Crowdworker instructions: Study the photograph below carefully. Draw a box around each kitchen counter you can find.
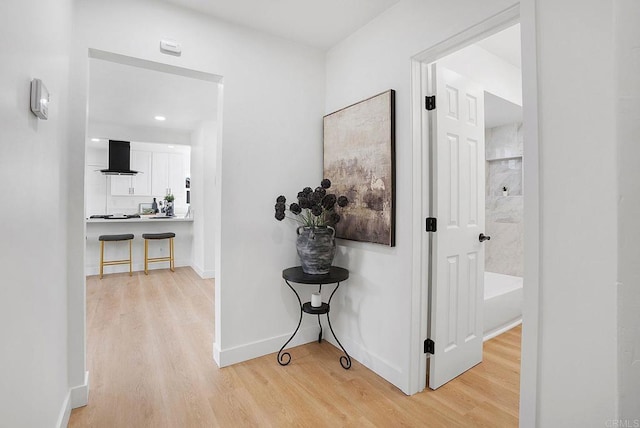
[86,216,193,223]
[86,215,194,276]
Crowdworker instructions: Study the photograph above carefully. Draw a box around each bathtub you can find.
[483,272,523,341]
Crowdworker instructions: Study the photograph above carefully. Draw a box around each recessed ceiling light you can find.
[91,138,101,142]
[154,115,166,121]
[168,145,175,149]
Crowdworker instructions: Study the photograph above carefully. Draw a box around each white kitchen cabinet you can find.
[110,150,152,196]
[151,152,186,201]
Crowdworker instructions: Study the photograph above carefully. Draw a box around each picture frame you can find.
[323,89,396,246]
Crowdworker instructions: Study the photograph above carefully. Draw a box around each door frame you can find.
[408,3,541,426]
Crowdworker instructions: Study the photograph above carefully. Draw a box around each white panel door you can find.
[428,64,486,389]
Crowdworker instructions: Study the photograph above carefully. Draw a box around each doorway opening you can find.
[82,49,223,370]
[84,50,221,279]
[410,4,539,423]
[423,18,523,387]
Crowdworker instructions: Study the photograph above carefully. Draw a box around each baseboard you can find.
[323,334,407,394]
[483,317,522,342]
[192,264,215,279]
[56,391,71,428]
[85,260,191,276]
[214,328,407,393]
[70,371,90,408]
[215,326,319,367]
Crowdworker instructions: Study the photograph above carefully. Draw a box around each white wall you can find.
[0,0,74,426]
[68,0,326,379]
[533,0,618,424]
[89,120,191,146]
[616,0,640,419]
[325,0,518,393]
[191,120,217,278]
[327,0,621,421]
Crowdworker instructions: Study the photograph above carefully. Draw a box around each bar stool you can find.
[98,234,134,279]
[142,232,175,274]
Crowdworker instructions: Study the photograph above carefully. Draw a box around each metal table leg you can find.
[327,282,352,369]
[277,279,303,366]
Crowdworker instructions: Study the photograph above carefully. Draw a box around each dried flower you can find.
[298,197,310,209]
[321,194,337,210]
[273,179,349,228]
[290,203,302,215]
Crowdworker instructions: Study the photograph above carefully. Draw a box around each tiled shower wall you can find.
[485,123,524,277]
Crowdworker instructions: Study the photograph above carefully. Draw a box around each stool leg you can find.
[99,241,104,279]
[170,237,175,272]
[128,239,133,276]
[144,239,149,275]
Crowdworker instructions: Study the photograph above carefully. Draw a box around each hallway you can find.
[70,267,520,427]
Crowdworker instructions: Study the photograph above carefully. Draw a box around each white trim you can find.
[410,3,522,395]
[412,6,520,64]
[518,1,541,426]
[70,371,90,409]
[56,391,71,428]
[323,334,406,394]
[409,7,541,427]
[192,264,215,279]
[483,318,523,342]
[214,326,321,367]
[84,260,192,276]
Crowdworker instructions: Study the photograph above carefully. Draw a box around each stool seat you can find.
[142,232,175,274]
[99,234,134,241]
[142,232,176,240]
[98,234,134,278]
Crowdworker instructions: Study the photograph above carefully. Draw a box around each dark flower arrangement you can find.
[274,179,349,228]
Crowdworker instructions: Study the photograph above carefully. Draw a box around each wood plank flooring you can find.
[69,267,520,427]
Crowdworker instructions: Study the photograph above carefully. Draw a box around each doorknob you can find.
[479,233,491,242]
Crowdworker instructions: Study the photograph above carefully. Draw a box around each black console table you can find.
[277,266,352,369]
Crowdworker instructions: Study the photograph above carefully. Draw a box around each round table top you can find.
[282,266,349,284]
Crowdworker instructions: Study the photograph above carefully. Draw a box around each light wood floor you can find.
[70,267,520,427]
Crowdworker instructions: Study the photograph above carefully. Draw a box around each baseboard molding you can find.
[483,317,522,342]
[215,327,407,394]
[323,334,407,394]
[215,326,319,367]
[70,371,90,409]
[85,260,191,276]
[56,391,71,428]
[192,264,215,279]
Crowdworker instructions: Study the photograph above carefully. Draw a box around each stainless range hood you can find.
[100,140,138,175]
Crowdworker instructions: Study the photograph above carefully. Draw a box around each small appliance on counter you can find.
[89,214,140,219]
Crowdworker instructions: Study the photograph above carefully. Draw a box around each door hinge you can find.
[424,339,435,354]
[426,217,437,232]
[425,95,436,111]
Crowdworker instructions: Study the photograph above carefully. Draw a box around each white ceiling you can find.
[161,0,401,50]
[88,58,218,139]
[476,24,521,69]
[87,13,521,141]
